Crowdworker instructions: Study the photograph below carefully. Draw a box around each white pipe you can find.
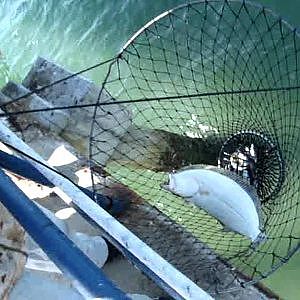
[0,121,213,300]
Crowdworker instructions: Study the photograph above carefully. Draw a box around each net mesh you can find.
[89,0,300,291]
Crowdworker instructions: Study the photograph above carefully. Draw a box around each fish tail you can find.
[251,231,267,249]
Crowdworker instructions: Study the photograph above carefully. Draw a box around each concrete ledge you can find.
[22,57,132,163]
[2,82,69,134]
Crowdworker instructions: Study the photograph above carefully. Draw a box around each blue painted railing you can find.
[0,149,128,215]
[0,167,130,299]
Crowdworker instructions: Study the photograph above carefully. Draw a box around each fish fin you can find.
[220,222,232,232]
[220,223,241,235]
[222,226,231,232]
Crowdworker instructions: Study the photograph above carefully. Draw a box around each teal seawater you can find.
[0,0,299,299]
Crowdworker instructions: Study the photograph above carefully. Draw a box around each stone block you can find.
[0,91,10,105]
[23,57,132,165]
[1,82,69,134]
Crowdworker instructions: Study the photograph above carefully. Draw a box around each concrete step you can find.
[1,81,69,134]
[22,56,132,164]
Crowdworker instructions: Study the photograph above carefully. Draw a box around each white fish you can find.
[161,166,265,243]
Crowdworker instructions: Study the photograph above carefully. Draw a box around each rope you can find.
[1,84,300,117]
[0,56,117,108]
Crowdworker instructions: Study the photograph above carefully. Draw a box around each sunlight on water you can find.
[0,0,186,87]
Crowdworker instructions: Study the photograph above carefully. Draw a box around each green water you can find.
[0,0,299,298]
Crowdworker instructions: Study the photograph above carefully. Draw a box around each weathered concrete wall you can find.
[0,91,10,105]
[0,202,26,300]
[22,57,132,164]
[1,82,69,134]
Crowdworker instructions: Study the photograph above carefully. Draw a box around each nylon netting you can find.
[89,0,300,291]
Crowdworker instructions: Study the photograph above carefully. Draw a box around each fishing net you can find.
[89,0,300,292]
